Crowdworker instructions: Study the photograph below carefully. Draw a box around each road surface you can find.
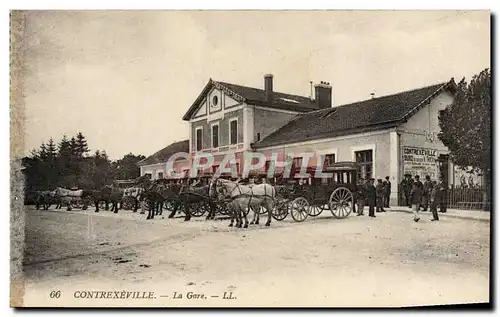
[21,206,490,307]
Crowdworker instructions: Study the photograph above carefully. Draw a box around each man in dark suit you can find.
[376,179,386,212]
[383,176,391,208]
[414,175,423,189]
[421,175,433,211]
[400,174,413,207]
[429,180,440,221]
[438,179,448,213]
[366,178,377,218]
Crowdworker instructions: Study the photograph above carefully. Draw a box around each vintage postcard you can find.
[10,10,491,308]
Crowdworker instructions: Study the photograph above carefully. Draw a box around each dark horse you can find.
[35,190,56,210]
[141,182,183,220]
[168,183,216,221]
[94,185,123,213]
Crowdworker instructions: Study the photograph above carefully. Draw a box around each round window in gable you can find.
[212,95,218,107]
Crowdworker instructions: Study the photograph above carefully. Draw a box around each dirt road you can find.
[21,207,490,307]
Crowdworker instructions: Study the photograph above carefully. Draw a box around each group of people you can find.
[400,174,447,222]
[355,174,447,222]
[355,176,392,217]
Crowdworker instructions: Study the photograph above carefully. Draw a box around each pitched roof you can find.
[182,79,317,120]
[253,79,457,149]
[137,140,189,166]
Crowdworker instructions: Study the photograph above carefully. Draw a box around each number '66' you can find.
[49,290,61,299]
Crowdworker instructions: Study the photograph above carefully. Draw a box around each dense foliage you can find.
[438,68,491,207]
[22,132,146,191]
[438,68,491,174]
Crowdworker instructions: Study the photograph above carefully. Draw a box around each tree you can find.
[112,153,146,180]
[24,132,146,192]
[69,137,78,156]
[44,138,58,188]
[75,132,90,158]
[46,138,57,159]
[57,135,77,187]
[91,150,114,188]
[58,135,72,161]
[38,142,48,160]
[438,68,491,209]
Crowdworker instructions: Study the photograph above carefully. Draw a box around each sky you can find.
[21,10,490,160]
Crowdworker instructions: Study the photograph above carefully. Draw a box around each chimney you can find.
[264,74,274,105]
[314,81,332,109]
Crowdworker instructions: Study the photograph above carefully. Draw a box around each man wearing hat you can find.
[421,175,434,211]
[383,176,391,208]
[400,174,413,207]
[429,180,440,221]
[375,179,386,212]
[365,178,377,217]
[438,178,448,213]
[414,175,424,211]
[356,178,366,216]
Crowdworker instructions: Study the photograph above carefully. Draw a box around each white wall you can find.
[398,90,454,182]
[139,163,166,180]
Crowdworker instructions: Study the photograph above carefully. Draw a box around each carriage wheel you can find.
[217,202,229,215]
[175,201,185,215]
[272,200,289,221]
[290,197,309,222]
[71,200,83,210]
[308,205,323,217]
[328,187,354,219]
[98,200,107,210]
[191,202,207,217]
[121,197,133,210]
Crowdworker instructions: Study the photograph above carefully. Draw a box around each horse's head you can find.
[54,187,64,196]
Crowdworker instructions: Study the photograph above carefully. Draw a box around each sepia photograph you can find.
[10,9,491,308]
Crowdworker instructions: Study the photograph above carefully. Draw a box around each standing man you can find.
[429,180,439,221]
[376,179,386,213]
[356,178,366,216]
[421,175,433,211]
[410,181,423,222]
[438,179,448,213]
[366,178,377,218]
[414,175,424,190]
[383,176,391,208]
[400,174,413,208]
[414,175,424,211]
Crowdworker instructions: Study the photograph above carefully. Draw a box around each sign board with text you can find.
[402,146,439,179]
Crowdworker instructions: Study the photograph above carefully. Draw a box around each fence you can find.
[446,185,490,210]
[398,185,490,211]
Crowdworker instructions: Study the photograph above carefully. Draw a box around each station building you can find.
[139,74,462,206]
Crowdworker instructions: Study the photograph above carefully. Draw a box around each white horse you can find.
[54,187,84,211]
[210,178,275,228]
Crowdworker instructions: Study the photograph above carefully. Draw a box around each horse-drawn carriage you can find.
[270,161,358,222]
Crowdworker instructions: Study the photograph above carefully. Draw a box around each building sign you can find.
[402,146,439,179]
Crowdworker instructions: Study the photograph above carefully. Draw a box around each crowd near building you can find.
[138,73,479,207]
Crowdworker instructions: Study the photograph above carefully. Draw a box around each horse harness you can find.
[217,180,274,208]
